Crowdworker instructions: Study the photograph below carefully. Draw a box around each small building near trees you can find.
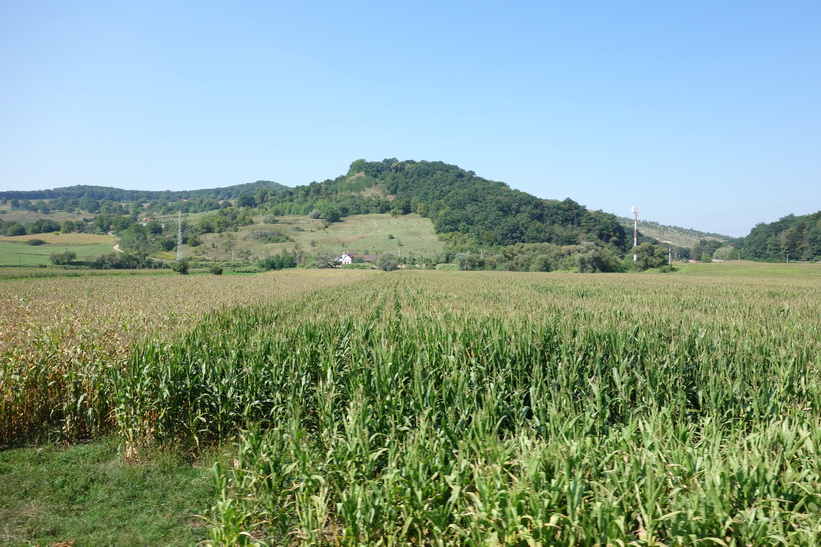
[336,252,377,265]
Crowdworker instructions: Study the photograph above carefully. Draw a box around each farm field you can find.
[0,206,90,224]
[1,265,820,545]
[0,233,116,266]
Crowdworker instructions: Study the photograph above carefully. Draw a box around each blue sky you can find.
[2,1,820,237]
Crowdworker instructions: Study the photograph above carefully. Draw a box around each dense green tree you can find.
[573,242,623,273]
[2,221,26,236]
[171,260,189,274]
[237,193,257,208]
[27,219,61,234]
[632,242,668,270]
[376,253,399,271]
[712,245,738,261]
[49,251,77,265]
[742,213,821,261]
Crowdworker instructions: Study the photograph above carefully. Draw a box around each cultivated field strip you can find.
[112,271,821,545]
[0,270,374,444]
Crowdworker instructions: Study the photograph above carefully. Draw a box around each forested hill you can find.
[743,211,821,261]
[264,159,628,250]
[2,158,628,251]
[0,180,289,202]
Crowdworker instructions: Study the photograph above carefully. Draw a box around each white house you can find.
[335,252,378,265]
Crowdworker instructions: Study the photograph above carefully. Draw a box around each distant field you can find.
[0,233,115,266]
[0,206,90,224]
[674,259,821,278]
[196,213,446,262]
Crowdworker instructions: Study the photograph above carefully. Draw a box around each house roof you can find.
[341,252,377,262]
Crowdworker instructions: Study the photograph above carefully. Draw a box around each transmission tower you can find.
[631,205,639,261]
[176,210,183,261]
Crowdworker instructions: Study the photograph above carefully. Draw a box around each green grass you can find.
[197,213,446,262]
[0,240,115,266]
[675,259,821,277]
[0,206,90,224]
[0,267,171,281]
[0,437,214,546]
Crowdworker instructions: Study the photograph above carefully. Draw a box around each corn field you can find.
[3,268,821,545]
[0,270,372,444]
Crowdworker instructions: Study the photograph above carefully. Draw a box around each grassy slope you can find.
[619,218,731,248]
[0,207,90,224]
[194,213,446,262]
[0,438,214,546]
[0,234,116,266]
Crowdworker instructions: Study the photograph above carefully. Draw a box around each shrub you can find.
[210,265,224,275]
[375,253,398,271]
[27,239,47,246]
[171,260,189,275]
[49,251,77,265]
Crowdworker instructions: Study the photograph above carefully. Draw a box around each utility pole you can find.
[176,210,183,261]
[631,206,639,261]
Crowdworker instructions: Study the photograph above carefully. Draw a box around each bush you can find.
[210,265,224,275]
[49,251,77,265]
[85,252,163,270]
[375,253,398,272]
[27,239,47,246]
[250,230,291,243]
[171,260,189,275]
[159,238,176,252]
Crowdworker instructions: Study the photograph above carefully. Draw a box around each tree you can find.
[632,242,668,270]
[712,245,737,261]
[172,260,189,274]
[237,193,256,208]
[49,251,77,265]
[376,253,399,271]
[573,242,621,273]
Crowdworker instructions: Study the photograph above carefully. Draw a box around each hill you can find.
[618,217,732,249]
[0,180,289,202]
[742,211,821,261]
[12,158,813,269]
[260,159,629,252]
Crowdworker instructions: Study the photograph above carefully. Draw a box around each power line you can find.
[656,200,821,223]
[637,177,821,206]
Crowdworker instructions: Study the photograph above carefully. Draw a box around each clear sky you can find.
[2,1,820,237]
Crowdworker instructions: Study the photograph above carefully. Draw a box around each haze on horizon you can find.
[2,1,820,238]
